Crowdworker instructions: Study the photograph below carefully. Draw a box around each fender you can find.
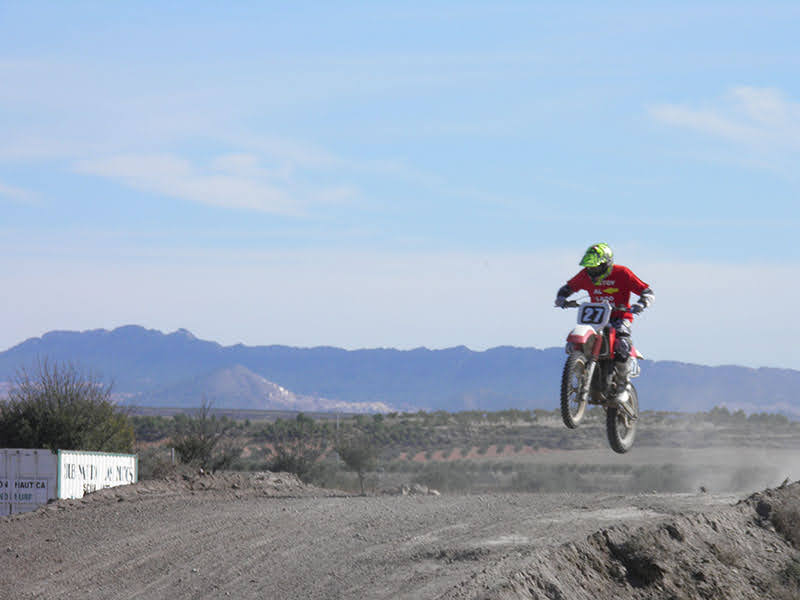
[630,347,644,359]
[566,325,596,346]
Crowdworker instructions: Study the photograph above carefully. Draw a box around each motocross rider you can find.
[554,243,654,401]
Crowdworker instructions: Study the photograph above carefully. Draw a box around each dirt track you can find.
[4,470,790,600]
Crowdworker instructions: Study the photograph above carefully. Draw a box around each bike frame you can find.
[558,300,642,452]
[564,301,638,405]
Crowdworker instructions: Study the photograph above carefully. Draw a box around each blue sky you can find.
[1,2,799,368]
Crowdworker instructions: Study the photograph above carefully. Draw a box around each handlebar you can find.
[557,300,631,311]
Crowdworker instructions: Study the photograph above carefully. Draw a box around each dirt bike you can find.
[559,300,643,453]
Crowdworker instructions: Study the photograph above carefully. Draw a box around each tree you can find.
[266,413,327,481]
[171,400,240,471]
[0,360,133,452]
[336,431,379,495]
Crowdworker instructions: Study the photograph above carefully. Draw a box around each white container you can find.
[57,450,138,499]
[0,448,138,515]
[0,449,58,516]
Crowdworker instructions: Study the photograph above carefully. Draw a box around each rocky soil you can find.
[1,473,799,599]
[443,481,800,600]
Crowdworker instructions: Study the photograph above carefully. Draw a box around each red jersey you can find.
[566,264,649,321]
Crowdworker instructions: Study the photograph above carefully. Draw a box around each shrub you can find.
[0,360,133,452]
[266,413,328,481]
[137,446,176,480]
[132,415,174,442]
[781,559,800,588]
[336,431,379,495]
[771,499,800,548]
[171,400,241,471]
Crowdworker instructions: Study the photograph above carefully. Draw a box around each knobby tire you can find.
[606,384,639,454]
[560,353,588,429]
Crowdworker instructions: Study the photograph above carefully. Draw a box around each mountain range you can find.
[1,325,798,415]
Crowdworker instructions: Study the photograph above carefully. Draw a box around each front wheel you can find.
[561,353,589,428]
[606,383,639,454]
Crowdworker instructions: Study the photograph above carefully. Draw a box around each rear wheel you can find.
[560,353,589,428]
[606,383,639,453]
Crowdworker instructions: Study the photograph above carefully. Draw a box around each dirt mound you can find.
[3,475,798,599]
[157,470,329,495]
[449,482,800,600]
[4,470,336,521]
[114,470,337,499]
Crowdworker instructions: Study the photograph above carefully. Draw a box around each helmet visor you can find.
[586,264,609,280]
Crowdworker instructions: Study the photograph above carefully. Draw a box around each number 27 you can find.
[583,307,603,323]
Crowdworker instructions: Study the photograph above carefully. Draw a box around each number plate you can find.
[577,302,611,328]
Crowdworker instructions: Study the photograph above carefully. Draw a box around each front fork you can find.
[580,359,596,402]
[579,332,605,401]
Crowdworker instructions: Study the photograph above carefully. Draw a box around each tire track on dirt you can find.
[0,478,740,600]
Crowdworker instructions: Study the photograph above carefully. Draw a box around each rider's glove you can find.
[554,297,567,308]
[631,304,644,314]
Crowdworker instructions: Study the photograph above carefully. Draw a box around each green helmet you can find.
[580,243,614,283]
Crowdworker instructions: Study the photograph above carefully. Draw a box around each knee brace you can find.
[614,334,632,362]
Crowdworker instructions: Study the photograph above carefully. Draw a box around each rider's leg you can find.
[612,319,633,396]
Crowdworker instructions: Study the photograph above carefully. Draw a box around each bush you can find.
[171,401,241,471]
[266,413,328,481]
[131,415,174,442]
[336,431,379,494]
[771,499,800,548]
[137,446,176,480]
[0,360,133,452]
[781,559,800,588]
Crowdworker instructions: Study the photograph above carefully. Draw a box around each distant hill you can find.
[1,325,798,414]
[148,364,395,413]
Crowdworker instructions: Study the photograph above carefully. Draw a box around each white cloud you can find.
[73,154,314,215]
[0,56,456,212]
[650,86,800,154]
[211,153,267,177]
[0,180,36,204]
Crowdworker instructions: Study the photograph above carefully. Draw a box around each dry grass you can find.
[771,499,800,548]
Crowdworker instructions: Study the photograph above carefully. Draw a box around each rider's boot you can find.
[611,359,637,419]
[611,360,632,406]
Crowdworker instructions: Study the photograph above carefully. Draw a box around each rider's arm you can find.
[555,284,573,307]
[632,287,655,313]
[620,267,653,313]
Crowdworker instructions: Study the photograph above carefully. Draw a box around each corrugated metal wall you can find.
[0,449,58,515]
[57,450,138,499]
[1,449,138,515]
